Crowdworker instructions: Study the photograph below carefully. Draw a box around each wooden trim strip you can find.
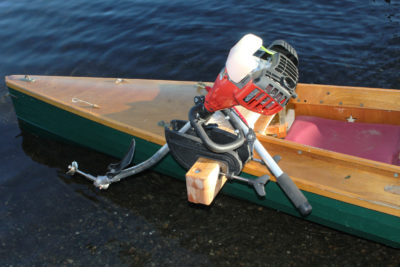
[294,83,400,111]
[243,134,400,217]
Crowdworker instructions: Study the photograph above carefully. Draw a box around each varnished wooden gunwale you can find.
[245,135,400,217]
[6,75,400,217]
[292,83,400,124]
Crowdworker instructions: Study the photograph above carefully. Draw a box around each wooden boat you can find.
[6,75,400,247]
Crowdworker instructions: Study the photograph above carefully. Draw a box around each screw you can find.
[24,75,35,82]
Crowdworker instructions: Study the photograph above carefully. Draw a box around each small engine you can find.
[165,34,311,216]
[204,34,299,116]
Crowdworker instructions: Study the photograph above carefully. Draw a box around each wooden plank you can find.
[294,83,400,112]
[244,135,400,217]
[294,104,400,124]
[254,114,275,134]
[6,75,202,145]
[292,83,400,124]
[185,157,227,205]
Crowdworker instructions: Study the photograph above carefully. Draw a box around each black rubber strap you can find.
[276,173,312,216]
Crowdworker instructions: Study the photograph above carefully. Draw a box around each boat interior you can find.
[256,83,400,167]
[241,83,400,217]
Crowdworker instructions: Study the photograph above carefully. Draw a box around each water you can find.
[1,0,400,265]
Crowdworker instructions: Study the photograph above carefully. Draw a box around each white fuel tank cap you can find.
[226,34,263,83]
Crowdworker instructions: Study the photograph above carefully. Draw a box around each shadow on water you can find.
[2,128,396,266]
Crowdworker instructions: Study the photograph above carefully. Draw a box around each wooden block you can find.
[264,122,288,138]
[254,114,275,134]
[185,157,227,205]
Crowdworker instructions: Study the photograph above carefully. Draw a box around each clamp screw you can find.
[194,96,204,104]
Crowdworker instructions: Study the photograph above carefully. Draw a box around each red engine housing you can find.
[204,68,285,116]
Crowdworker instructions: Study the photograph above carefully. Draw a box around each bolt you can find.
[394,173,398,178]
[24,75,35,82]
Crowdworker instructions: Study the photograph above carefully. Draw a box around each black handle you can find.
[276,173,312,216]
[189,105,245,153]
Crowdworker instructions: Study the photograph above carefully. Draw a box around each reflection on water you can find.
[1,0,400,265]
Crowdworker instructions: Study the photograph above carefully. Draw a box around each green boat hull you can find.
[8,87,400,248]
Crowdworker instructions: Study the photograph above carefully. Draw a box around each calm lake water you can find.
[1,0,400,265]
